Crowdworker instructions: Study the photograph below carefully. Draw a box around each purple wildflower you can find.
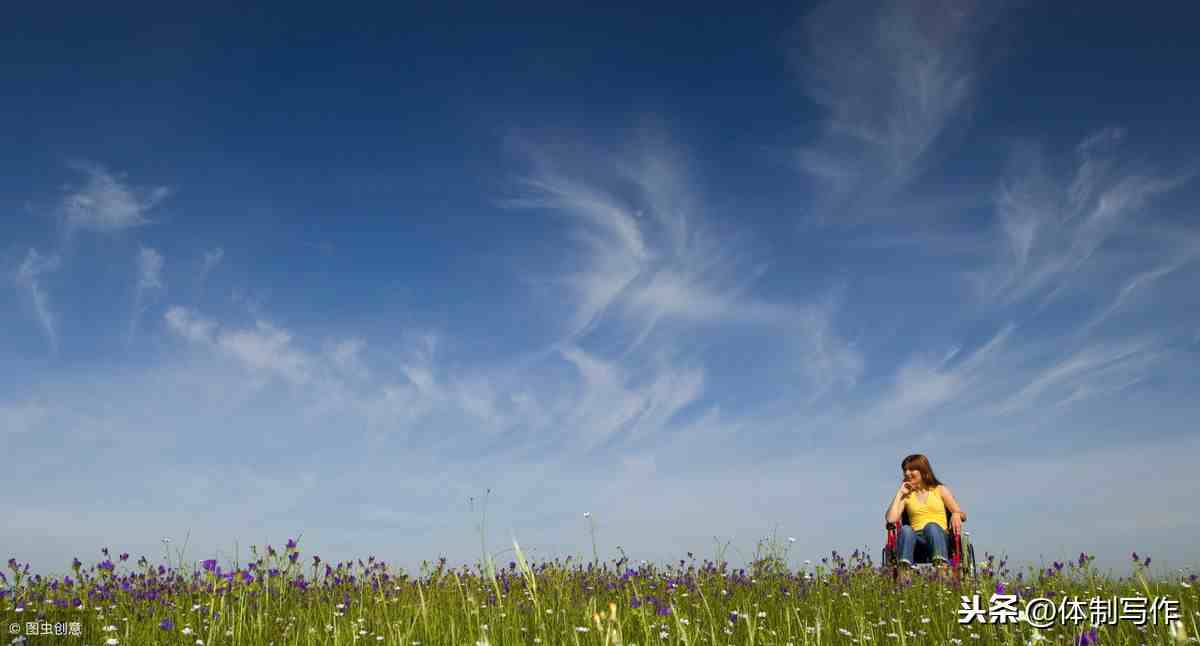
[730,611,739,624]
[287,538,297,550]
[159,618,174,631]
[996,581,1005,595]
[1075,627,1097,646]
[1144,557,1151,567]
[202,559,218,573]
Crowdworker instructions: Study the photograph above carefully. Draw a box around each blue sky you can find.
[4,0,1200,579]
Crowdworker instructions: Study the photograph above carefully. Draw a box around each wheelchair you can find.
[882,509,976,580]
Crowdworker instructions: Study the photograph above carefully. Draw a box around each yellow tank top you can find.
[904,487,948,531]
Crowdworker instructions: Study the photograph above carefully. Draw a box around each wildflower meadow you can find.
[3,526,1197,646]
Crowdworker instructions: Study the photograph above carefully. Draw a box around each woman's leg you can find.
[922,523,949,563]
[898,526,917,565]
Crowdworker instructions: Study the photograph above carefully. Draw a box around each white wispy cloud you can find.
[504,129,863,401]
[14,248,62,352]
[1079,227,1200,335]
[198,247,224,290]
[165,306,313,385]
[555,345,706,452]
[137,246,165,291]
[996,338,1158,415]
[325,337,369,380]
[980,128,1198,307]
[790,0,1006,222]
[855,323,1012,438]
[60,162,170,236]
[128,246,165,344]
[163,306,217,344]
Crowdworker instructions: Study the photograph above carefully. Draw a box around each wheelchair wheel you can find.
[959,533,977,579]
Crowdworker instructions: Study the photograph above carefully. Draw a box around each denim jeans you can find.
[898,523,949,564]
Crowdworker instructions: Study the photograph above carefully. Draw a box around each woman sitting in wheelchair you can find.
[885,453,967,567]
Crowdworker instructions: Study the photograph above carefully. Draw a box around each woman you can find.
[884,454,967,566]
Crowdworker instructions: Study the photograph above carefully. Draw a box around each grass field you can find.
[2,534,1197,645]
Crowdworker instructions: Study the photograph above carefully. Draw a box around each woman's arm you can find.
[885,487,908,524]
[940,485,965,519]
[940,485,966,526]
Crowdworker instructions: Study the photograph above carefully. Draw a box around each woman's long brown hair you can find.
[901,454,944,490]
